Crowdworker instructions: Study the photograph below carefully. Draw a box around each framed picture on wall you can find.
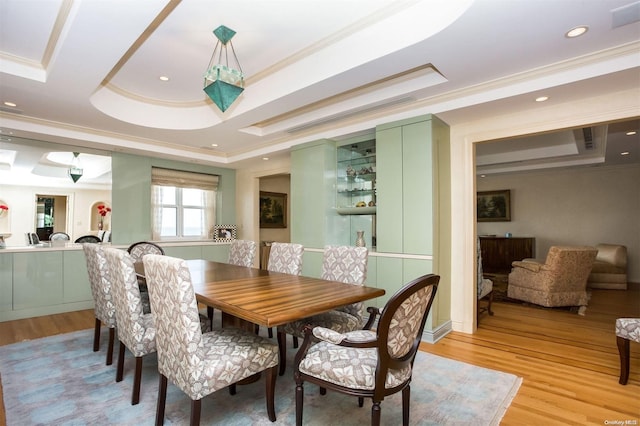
[213,225,237,242]
[259,191,287,228]
[477,189,511,222]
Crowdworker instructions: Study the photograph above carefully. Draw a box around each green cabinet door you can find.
[0,253,12,312]
[376,127,403,253]
[63,250,92,303]
[13,251,64,310]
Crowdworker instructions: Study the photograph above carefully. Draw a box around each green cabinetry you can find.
[0,253,12,312]
[13,251,64,310]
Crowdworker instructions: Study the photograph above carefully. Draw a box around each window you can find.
[151,168,218,240]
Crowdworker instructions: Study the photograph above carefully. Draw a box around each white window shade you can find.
[151,167,219,191]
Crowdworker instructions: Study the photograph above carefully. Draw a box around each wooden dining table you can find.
[137,259,385,328]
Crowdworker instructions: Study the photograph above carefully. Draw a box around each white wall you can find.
[0,184,111,246]
[477,164,640,282]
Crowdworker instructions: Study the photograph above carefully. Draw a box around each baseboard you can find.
[422,320,453,344]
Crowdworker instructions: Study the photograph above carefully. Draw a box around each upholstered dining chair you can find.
[82,243,117,365]
[142,254,280,425]
[477,236,493,323]
[103,247,157,405]
[264,242,304,337]
[294,274,439,426]
[127,241,164,313]
[49,231,70,241]
[616,318,640,385]
[228,239,257,267]
[277,245,368,375]
[75,234,102,243]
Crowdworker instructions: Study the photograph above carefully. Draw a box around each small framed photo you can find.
[477,189,511,222]
[213,225,237,242]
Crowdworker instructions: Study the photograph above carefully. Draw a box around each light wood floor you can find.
[1,286,638,425]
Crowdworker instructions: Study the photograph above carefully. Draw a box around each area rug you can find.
[0,329,521,425]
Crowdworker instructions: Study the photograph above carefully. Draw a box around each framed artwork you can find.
[260,191,287,228]
[213,225,237,242]
[477,189,511,222]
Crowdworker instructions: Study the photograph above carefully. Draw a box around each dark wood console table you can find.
[479,236,535,274]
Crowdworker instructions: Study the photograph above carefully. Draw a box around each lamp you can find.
[68,152,83,183]
[203,25,244,112]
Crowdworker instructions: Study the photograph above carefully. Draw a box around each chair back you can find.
[374,274,439,398]
[127,241,164,262]
[104,247,155,357]
[543,246,598,290]
[142,254,206,395]
[228,239,257,267]
[321,245,368,321]
[267,242,304,275]
[75,235,102,243]
[82,244,116,327]
[50,232,70,241]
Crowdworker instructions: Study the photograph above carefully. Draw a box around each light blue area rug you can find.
[0,329,521,425]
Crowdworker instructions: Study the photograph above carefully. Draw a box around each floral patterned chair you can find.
[142,254,280,425]
[127,241,164,314]
[277,245,368,375]
[616,318,640,385]
[507,246,597,309]
[103,247,157,405]
[294,274,439,426]
[82,243,117,365]
[228,239,257,267]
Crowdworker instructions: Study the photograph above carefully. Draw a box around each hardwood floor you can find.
[1,286,638,424]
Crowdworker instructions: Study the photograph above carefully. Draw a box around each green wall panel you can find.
[375,256,403,307]
[13,251,63,310]
[162,246,203,260]
[0,253,12,312]
[376,127,403,253]
[201,245,230,262]
[63,250,92,303]
[301,250,323,278]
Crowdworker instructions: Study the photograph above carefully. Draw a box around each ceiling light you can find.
[3,101,17,107]
[626,131,637,136]
[565,26,588,38]
[159,76,169,82]
[621,151,630,156]
[68,152,83,183]
[211,143,218,147]
[203,25,244,112]
[262,157,269,161]
[535,96,549,102]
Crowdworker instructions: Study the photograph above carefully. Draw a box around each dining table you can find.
[137,258,385,329]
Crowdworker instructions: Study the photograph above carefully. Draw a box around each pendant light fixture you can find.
[203,25,244,112]
[68,152,83,183]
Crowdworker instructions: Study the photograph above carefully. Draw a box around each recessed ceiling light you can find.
[262,157,269,161]
[626,131,637,136]
[621,151,630,156]
[535,96,549,102]
[211,143,218,147]
[479,174,486,178]
[159,76,169,82]
[565,26,588,38]
[3,101,17,107]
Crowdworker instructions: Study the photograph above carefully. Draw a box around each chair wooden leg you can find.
[371,401,381,426]
[132,356,143,405]
[156,374,167,426]
[358,397,364,407]
[277,331,287,376]
[268,327,273,338]
[116,340,125,382]
[487,290,494,316]
[319,387,326,395]
[106,327,115,365]
[190,399,201,426]
[265,365,277,422]
[295,381,304,426]
[228,383,237,395]
[93,318,101,351]
[402,385,410,426]
[293,336,299,348]
[617,336,630,385]
[207,306,214,328]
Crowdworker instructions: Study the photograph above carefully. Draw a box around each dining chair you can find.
[228,239,257,267]
[103,247,157,405]
[82,243,117,365]
[50,232,70,241]
[127,241,164,313]
[277,245,368,375]
[264,242,304,337]
[75,235,102,243]
[142,254,280,425]
[294,274,439,426]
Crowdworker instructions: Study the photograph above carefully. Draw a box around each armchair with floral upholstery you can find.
[507,246,597,308]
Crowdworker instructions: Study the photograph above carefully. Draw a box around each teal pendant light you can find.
[68,152,83,183]
[203,25,244,112]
